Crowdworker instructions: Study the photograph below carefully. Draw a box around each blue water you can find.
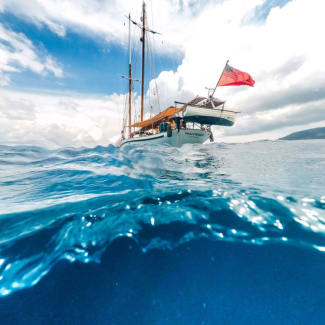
[0,140,325,324]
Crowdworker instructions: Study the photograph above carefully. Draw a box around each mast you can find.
[140,1,146,122]
[128,13,132,136]
[124,2,159,125]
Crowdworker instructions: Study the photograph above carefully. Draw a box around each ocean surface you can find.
[0,140,325,324]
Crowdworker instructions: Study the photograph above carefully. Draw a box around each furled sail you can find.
[130,106,181,128]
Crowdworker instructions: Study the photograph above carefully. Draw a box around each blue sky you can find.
[0,0,292,95]
[0,0,324,147]
[253,0,292,21]
[0,11,181,95]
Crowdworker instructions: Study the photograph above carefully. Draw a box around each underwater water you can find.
[0,140,325,324]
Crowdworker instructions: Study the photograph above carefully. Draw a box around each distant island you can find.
[279,127,325,140]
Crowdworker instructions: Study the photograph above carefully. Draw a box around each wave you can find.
[0,140,325,296]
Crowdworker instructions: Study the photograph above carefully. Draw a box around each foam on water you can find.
[0,140,324,296]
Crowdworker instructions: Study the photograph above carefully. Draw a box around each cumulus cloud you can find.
[0,23,63,85]
[1,0,325,146]
[0,0,215,54]
[0,97,36,121]
[147,0,325,141]
[0,71,10,86]
[224,99,325,136]
[0,90,124,148]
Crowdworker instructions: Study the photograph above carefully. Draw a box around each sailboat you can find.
[117,2,254,148]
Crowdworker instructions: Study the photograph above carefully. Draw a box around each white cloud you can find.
[0,0,214,53]
[0,23,63,84]
[1,0,325,145]
[44,57,63,78]
[147,0,325,141]
[0,71,10,86]
[0,90,124,148]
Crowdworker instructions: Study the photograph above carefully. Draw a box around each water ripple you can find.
[0,140,324,296]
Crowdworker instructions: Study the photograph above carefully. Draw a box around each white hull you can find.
[119,129,210,147]
[184,105,237,126]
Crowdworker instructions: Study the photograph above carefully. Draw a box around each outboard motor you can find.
[159,122,168,133]
[167,124,172,137]
[209,131,214,142]
[173,117,181,132]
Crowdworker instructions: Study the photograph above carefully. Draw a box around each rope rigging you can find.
[121,2,163,137]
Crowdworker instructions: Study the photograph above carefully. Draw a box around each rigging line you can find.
[149,0,155,37]
[148,32,153,111]
[149,0,158,115]
[131,24,137,84]
[134,30,140,125]
[148,77,153,118]
[150,35,161,113]
[126,16,161,35]
[131,23,140,123]
[123,15,134,135]
[129,8,139,129]
[150,33,170,114]
[147,31,161,113]
[122,91,129,135]
[122,19,130,135]
[147,2,162,113]
[148,35,155,111]
[123,61,129,122]
[149,4,170,79]
[129,18,141,131]
[134,35,141,124]
[148,39,154,118]
[124,21,133,134]
[147,35,152,118]
[147,32,153,114]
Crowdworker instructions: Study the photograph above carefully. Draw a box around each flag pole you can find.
[210,59,229,98]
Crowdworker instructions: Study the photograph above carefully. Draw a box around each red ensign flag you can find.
[218,64,255,87]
